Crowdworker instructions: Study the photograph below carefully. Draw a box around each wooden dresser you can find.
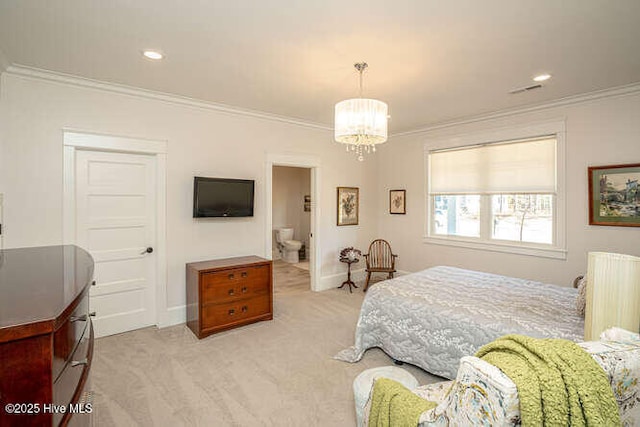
[186,256,273,339]
[0,245,95,427]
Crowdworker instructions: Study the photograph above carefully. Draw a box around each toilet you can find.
[275,228,302,263]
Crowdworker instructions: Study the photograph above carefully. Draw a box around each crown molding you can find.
[5,64,333,132]
[6,64,640,137]
[391,82,640,138]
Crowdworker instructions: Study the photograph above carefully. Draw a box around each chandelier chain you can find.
[354,62,368,98]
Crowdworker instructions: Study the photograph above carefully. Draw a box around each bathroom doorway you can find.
[265,153,320,292]
[271,165,311,291]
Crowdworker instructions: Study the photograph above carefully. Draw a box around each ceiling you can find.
[1,0,639,134]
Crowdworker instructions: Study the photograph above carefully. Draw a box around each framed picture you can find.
[389,189,406,214]
[588,163,640,227]
[337,187,359,226]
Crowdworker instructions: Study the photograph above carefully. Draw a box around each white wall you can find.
[0,71,378,320]
[375,90,640,286]
[272,166,311,257]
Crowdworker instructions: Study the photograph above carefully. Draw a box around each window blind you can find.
[429,136,557,194]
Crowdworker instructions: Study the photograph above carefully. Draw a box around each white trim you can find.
[5,65,640,138]
[423,120,567,259]
[63,129,167,154]
[394,82,640,137]
[164,305,187,328]
[423,236,567,260]
[265,153,322,291]
[62,130,170,329]
[318,269,366,292]
[7,65,331,131]
[423,119,566,151]
[62,146,76,245]
[155,153,169,327]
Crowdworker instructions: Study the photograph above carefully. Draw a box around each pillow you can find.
[576,275,587,317]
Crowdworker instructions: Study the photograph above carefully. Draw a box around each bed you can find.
[334,266,584,379]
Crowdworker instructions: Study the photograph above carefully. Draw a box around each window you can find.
[426,128,566,259]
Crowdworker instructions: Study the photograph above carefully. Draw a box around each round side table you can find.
[338,258,359,293]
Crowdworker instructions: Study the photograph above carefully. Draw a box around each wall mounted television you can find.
[193,177,255,218]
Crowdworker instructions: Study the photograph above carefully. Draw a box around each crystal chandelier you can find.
[334,63,388,161]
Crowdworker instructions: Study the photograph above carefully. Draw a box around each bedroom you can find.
[0,0,639,425]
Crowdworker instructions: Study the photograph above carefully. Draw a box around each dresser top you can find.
[187,255,270,272]
[0,245,94,334]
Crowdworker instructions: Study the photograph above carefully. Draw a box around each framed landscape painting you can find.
[588,163,640,227]
[337,187,359,226]
[389,189,406,214]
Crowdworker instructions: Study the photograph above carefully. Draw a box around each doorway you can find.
[265,153,320,291]
[272,166,311,290]
[63,131,167,338]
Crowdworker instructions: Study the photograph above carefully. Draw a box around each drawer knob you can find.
[71,358,88,367]
[228,289,235,296]
[228,273,235,279]
[89,311,97,317]
[241,272,248,278]
[91,280,96,286]
[70,314,88,323]
[228,309,235,316]
[241,306,248,313]
[241,287,247,293]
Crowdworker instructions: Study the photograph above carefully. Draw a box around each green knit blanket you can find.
[368,377,437,427]
[476,334,621,427]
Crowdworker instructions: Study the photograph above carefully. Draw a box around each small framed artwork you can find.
[389,189,406,214]
[337,187,359,226]
[588,163,640,227]
[304,195,311,212]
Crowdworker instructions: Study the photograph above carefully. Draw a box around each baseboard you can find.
[159,305,186,328]
[317,269,367,292]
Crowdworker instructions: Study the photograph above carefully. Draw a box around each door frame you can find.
[265,153,321,291]
[62,130,169,327]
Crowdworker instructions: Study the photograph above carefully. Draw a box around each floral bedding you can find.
[335,266,584,379]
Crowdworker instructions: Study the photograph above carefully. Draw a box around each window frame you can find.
[423,120,567,260]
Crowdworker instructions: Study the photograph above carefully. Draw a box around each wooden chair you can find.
[363,239,398,292]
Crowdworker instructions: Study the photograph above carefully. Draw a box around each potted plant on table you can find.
[340,247,362,262]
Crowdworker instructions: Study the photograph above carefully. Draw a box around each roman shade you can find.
[429,136,557,194]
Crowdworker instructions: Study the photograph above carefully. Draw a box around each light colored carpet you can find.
[92,261,442,426]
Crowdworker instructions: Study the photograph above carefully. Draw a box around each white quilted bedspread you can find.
[335,266,584,379]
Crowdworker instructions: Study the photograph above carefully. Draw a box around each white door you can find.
[75,150,157,338]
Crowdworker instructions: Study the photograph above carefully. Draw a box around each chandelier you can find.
[334,62,388,161]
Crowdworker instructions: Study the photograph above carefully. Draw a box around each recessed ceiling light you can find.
[533,73,551,82]
[142,50,163,60]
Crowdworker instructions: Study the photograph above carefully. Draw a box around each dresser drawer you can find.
[201,294,271,330]
[202,273,269,304]
[53,321,92,426]
[202,264,269,287]
[53,292,89,380]
[202,265,269,301]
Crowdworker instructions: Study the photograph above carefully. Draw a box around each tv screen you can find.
[193,177,255,218]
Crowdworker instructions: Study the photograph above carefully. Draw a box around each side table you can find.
[338,257,359,293]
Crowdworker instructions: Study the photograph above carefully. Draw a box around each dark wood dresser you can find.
[186,256,273,339]
[0,245,95,426]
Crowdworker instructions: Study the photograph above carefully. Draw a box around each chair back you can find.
[365,239,395,270]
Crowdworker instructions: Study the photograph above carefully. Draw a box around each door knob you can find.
[140,247,154,255]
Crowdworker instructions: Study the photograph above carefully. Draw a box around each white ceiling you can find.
[1,0,639,133]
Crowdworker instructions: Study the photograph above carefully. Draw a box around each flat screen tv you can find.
[193,177,255,218]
